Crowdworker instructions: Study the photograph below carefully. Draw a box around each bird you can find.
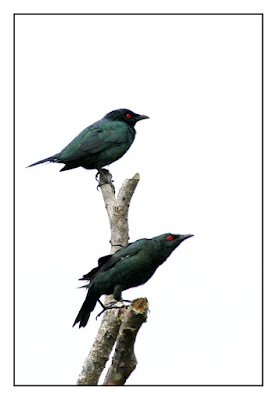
[73,233,193,328]
[27,109,149,175]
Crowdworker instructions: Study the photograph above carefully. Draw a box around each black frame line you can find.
[261,13,264,387]
[13,12,264,387]
[14,13,262,15]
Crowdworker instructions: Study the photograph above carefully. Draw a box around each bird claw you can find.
[95,309,106,320]
[95,300,130,320]
[95,168,115,192]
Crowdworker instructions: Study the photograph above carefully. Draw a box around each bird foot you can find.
[95,168,115,192]
[95,299,130,320]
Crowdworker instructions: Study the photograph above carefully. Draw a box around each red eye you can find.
[126,113,132,119]
[167,235,174,241]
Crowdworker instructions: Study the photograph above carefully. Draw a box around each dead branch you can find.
[77,171,147,385]
[103,298,149,385]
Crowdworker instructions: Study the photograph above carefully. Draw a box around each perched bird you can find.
[73,233,193,328]
[27,109,149,173]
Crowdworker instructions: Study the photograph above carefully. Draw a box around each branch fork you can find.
[77,171,147,385]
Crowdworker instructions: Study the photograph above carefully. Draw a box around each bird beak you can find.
[179,234,194,242]
[136,114,149,121]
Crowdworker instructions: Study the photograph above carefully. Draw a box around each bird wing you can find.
[79,240,146,282]
[79,255,113,281]
[60,121,130,162]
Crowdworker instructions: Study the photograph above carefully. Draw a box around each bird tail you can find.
[26,154,60,168]
[73,293,98,328]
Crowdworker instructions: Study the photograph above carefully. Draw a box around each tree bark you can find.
[103,297,149,385]
[77,171,148,385]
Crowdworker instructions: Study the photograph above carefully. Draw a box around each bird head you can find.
[105,109,149,127]
[150,233,193,263]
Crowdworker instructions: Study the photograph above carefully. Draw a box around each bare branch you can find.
[97,170,115,223]
[76,171,141,385]
[103,298,149,385]
[76,311,121,385]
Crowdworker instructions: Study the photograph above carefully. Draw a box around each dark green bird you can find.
[27,109,149,172]
[73,233,193,328]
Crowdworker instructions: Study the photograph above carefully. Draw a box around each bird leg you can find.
[95,168,115,192]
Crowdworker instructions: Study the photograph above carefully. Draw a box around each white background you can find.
[14,14,263,386]
[2,0,277,398]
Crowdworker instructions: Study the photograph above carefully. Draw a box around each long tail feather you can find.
[26,154,59,168]
[73,294,98,328]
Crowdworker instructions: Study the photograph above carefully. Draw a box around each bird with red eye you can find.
[27,108,149,187]
[73,232,194,327]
